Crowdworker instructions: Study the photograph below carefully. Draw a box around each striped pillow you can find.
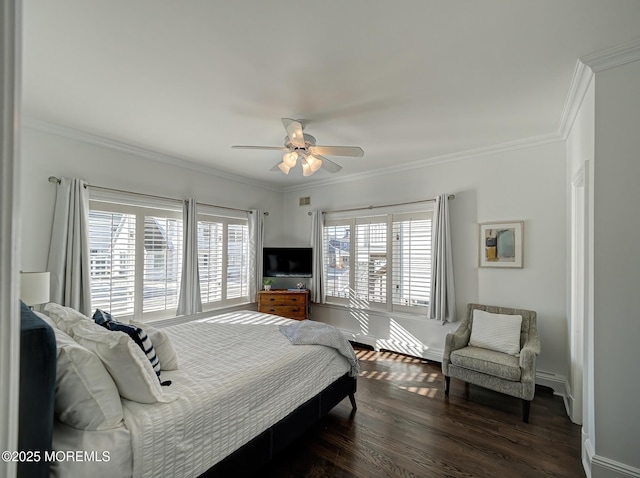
[93,309,162,380]
[469,309,522,355]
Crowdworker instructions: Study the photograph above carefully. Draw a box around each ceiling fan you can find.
[231,118,364,176]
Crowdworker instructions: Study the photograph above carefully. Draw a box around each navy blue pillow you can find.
[92,309,164,383]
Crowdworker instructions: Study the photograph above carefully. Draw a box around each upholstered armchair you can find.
[442,303,541,422]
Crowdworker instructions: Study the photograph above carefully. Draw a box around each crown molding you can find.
[282,131,562,193]
[22,117,282,193]
[557,60,594,140]
[581,37,640,73]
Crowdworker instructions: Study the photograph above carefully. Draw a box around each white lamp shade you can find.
[277,162,291,174]
[301,159,313,177]
[20,272,50,306]
[283,151,298,168]
[306,155,323,172]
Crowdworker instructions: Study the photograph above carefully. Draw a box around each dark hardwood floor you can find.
[259,346,585,478]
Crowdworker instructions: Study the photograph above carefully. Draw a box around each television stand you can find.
[258,289,309,320]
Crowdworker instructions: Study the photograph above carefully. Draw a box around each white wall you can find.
[280,141,569,383]
[20,126,283,272]
[591,59,640,477]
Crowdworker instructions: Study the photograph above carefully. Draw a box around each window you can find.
[89,195,251,320]
[323,209,432,314]
[88,210,136,317]
[89,200,183,320]
[197,213,249,308]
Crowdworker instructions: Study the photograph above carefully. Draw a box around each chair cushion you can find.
[450,346,522,381]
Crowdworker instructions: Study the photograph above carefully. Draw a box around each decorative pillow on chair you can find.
[71,322,176,404]
[93,309,162,380]
[35,313,124,430]
[469,309,522,355]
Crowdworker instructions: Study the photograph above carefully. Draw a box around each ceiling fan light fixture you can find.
[283,151,298,167]
[277,162,291,174]
[301,158,313,177]
[306,155,323,172]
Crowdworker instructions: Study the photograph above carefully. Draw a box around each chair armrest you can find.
[519,332,541,384]
[445,328,471,356]
[442,324,470,375]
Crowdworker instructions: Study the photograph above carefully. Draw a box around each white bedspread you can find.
[121,312,351,478]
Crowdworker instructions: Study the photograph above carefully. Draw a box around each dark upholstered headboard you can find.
[18,301,56,478]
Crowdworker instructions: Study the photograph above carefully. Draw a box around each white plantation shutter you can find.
[197,219,223,304]
[89,210,136,317]
[197,213,250,307]
[354,217,387,305]
[143,215,183,313]
[392,212,432,311]
[323,221,351,301]
[226,222,249,299]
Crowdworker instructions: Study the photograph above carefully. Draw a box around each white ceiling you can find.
[21,1,640,189]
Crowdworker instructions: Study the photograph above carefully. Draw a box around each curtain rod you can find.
[306,195,455,216]
[47,176,268,215]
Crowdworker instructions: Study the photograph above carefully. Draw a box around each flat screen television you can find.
[263,247,313,278]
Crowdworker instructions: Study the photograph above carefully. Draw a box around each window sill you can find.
[145,301,254,328]
[317,301,431,323]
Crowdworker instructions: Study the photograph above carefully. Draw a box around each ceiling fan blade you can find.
[269,162,282,172]
[309,145,364,157]
[232,145,288,151]
[281,118,306,148]
[313,154,343,173]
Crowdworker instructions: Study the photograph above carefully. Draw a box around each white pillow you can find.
[131,321,179,371]
[44,302,91,334]
[469,309,522,355]
[71,321,176,404]
[50,326,124,430]
[32,310,57,330]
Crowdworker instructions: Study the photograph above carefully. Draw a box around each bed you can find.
[22,305,357,478]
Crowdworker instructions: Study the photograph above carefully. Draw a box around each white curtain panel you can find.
[310,209,325,303]
[248,209,264,302]
[47,177,92,316]
[428,194,457,322]
[177,199,202,316]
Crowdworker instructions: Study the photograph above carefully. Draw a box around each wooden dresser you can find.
[258,289,309,320]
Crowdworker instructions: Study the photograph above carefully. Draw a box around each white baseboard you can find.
[592,455,640,478]
[583,432,594,478]
[582,431,640,478]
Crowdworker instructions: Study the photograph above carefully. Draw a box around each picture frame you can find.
[478,221,524,268]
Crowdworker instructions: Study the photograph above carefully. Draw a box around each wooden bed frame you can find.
[21,310,357,478]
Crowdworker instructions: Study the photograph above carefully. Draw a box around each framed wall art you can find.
[478,221,524,268]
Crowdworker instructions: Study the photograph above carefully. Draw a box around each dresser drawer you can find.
[261,305,306,320]
[259,294,306,307]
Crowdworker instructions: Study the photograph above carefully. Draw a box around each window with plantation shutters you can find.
[197,213,249,308]
[88,194,250,320]
[392,212,432,312]
[89,209,136,317]
[226,223,249,299]
[323,207,433,314]
[88,200,183,320]
[142,215,183,314]
[323,222,351,300]
[198,219,223,304]
[354,217,387,305]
